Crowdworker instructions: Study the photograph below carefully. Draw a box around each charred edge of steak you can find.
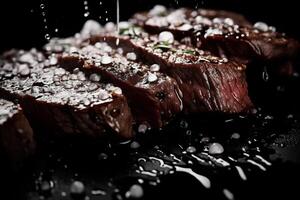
[88,34,253,114]
[0,98,35,168]
[58,42,183,128]
[0,49,133,139]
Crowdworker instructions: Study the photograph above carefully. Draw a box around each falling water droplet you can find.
[45,34,51,41]
[262,66,269,82]
[83,0,90,18]
[116,0,120,36]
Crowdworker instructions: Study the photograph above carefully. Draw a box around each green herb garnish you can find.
[182,49,197,55]
[119,26,141,38]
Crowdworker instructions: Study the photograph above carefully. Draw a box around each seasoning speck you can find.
[18,64,30,76]
[158,31,174,44]
[254,22,269,32]
[126,52,137,61]
[89,73,101,82]
[150,64,160,72]
[147,73,158,83]
[101,55,113,65]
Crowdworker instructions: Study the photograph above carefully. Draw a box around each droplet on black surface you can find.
[185,129,192,136]
[91,189,106,196]
[39,180,54,196]
[287,114,294,119]
[179,120,188,129]
[186,146,196,153]
[138,124,147,133]
[200,137,210,143]
[208,143,224,154]
[98,153,108,161]
[61,191,67,197]
[125,184,144,199]
[223,188,234,200]
[70,181,85,198]
[130,141,141,149]
[262,66,269,82]
[231,133,240,139]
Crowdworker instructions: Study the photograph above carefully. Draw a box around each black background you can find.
[0,0,299,52]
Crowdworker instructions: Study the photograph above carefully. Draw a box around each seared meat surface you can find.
[0,49,133,139]
[0,98,34,167]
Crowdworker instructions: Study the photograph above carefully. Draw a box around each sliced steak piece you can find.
[196,24,300,65]
[131,6,300,65]
[132,6,251,38]
[0,99,35,167]
[58,43,182,129]
[89,34,253,114]
[0,49,133,139]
